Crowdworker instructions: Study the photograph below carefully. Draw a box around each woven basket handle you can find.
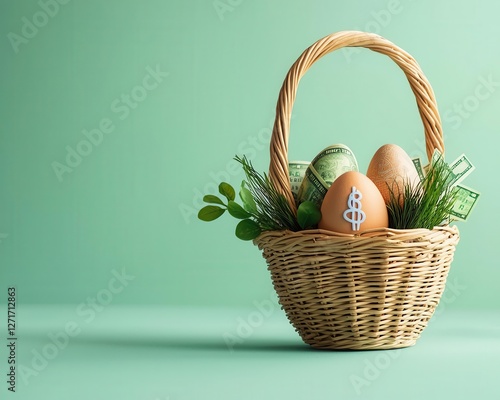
[269,30,443,212]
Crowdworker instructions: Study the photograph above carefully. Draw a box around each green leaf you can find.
[227,201,252,219]
[297,201,322,229]
[235,219,262,241]
[198,206,225,222]
[239,184,257,213]
[219,182,235,201]
[203,194,225,206]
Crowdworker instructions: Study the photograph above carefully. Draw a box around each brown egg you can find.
[366,144,420,205]
[318,171,388,234]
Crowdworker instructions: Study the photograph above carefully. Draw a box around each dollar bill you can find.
[297,144,358,206]
[289,161,310,202]
[450,184,480,221]
[447,154,475,187]
[429,148,446,172]
[412,157,425,182]
[426,150,475,187]
[311,144,358,186]
[296,166,329,207]
[421,148,444,175]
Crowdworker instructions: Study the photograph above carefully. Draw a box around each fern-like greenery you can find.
[235,155,301,231]
[387,155,457,230]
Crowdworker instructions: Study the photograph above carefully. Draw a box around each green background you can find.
[0,1,499,399]
[0,0,496,309]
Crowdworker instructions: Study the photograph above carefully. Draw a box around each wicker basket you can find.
[254,31,460,350]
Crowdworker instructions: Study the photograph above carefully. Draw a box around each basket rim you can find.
[254,224,459,243]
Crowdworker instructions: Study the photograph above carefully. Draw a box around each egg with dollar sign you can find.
[318,171,388,234]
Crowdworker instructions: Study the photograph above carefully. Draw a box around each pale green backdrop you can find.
[0,0,498,310]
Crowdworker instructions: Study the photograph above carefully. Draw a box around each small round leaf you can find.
[219,182,235,201]
[297,201,322,229]
[227,201,252,219]
[239,186,257,213]
[235,219,262,241]
[203,195,225,206]
[198,206,225,222]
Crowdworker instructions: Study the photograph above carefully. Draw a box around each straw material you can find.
[256,227,459,349]
[255,31,460,350]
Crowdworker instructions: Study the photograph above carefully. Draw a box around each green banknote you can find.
[450,184,481,221]
[297,144,358,207]
[447,154,475,187]
[412,157,425,182]
[429,150,475,187]
[289,161,310,202]
[423,150,479,222]
[296,166,329,207]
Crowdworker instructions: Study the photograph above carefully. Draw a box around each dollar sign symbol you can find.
[343,186,366,231]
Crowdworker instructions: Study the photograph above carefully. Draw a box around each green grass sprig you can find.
[387,154,458,230]
[235,155,301,232]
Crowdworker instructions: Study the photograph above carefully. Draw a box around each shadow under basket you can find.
[255,227,459,350]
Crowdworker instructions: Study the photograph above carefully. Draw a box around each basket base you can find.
[255,227,460,352]
[306,339,417,351]
[288,311,427,350]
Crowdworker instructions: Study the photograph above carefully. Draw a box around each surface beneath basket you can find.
[6,305,499,400]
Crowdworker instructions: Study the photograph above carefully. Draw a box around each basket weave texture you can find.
[254,31,460,350]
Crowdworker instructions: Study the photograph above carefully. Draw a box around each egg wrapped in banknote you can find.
[296,144,358,207]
